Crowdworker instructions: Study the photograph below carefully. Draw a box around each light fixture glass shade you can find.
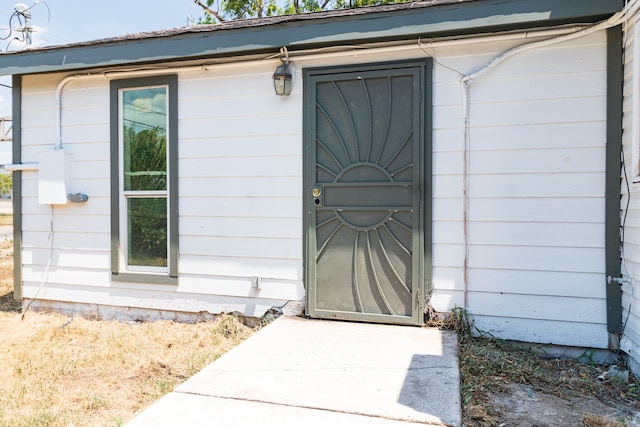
[273,62,293,96]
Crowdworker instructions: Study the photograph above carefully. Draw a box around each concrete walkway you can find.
[126,316,461,427]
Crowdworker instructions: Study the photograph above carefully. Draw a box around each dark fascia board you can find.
[0,0,623,76]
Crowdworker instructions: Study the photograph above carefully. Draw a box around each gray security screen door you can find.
[304,60,432,325]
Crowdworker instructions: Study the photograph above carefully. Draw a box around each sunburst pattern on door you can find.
[311,72,417,318]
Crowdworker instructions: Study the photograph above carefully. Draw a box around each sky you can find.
[0,0,207,116]
[9,0,205,46]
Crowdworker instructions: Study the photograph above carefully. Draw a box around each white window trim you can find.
[118,85,170,274]
[110,74,178,286]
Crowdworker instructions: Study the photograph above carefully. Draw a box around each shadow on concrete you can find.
[397,345,462,426]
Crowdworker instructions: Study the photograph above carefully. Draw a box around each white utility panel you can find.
[38,149,72,205]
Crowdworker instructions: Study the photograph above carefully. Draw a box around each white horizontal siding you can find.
[23,247,110,270]
[460,122,606,151]
[179,256,302,281]
[180,217,303,239]
[468,173,604,198]
[20,62,306,318]
[21,230,109,249]
[472,316,609,348]
[23,266,302,302]
[181,156,301,178]
[176,59,306,297]
[180,113,301,139]
[622,18,640,377]
[468,222,604,248]
[180,196,300,218]
[182,235,300,260]
[469,147,605,175]
[18,30,609,347]
[21,194,111,215]
[177,275,303,301]
[468,97,605,128]
[468,197,604,223]
[470,292,607,324]
[467,269,606,299]
[21,280,287,318]
[621,289,640,350]
[471,72,606,103]
[433,72,605,108]
[179,177,301,197]
[468,246,604,274]
[429,30,608,347]
[180,135,301,158]
[22,269,111,289]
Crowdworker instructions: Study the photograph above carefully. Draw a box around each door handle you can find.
[312,188,322,206]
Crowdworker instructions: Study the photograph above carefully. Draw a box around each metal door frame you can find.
[302,59,433,325]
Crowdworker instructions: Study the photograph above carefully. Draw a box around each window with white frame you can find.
[110,75,178,284]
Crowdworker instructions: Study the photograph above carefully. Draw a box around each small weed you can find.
[582,412,628,427]
[87,394,108,411]
[578,348,598,365]
[24,411,57,427]
[155,378,174,394]
[425,305,474,337]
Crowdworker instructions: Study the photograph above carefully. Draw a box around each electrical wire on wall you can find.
[619,0,636,350]
[418,40,471,308]
[418,0,640,313]
[461,80,471,311]
[21,204,54,320]
[620,146,634,346]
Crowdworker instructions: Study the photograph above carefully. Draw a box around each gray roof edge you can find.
[0,0,624,76]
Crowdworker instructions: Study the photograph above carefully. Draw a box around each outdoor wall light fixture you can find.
[273,47,293,96]
[273,58,293,96]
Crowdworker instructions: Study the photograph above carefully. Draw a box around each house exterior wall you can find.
[622,17,640,376]
[428,31,608,348]
[19,30,609,347]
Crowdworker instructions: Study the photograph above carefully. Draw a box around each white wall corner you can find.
[632,18,640,181]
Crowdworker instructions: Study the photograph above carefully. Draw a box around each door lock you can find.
[312,188,321,197]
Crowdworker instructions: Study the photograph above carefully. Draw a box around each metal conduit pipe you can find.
[456,0,640,310]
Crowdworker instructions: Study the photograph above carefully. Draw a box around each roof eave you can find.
[0,0,624,76]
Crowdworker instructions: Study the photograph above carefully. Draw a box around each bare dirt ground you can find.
[491,382,639,426]
[459,332,640,427]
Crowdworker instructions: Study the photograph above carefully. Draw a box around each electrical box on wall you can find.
[38,149,73,205]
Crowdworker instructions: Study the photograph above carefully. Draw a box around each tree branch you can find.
[194,0,225,22]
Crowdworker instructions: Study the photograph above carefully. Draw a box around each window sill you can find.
[111,272,178,286]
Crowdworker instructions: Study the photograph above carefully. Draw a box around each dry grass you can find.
[582,413,629,427]
[0,312,253,427]
[0,213,12,226]
[0,238,18,313]
[0,237,255,427]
